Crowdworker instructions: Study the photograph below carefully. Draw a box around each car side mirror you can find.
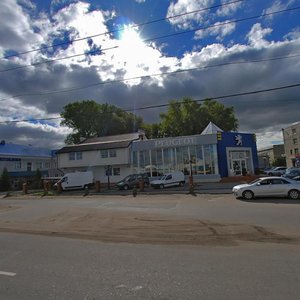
[256,183,261,186]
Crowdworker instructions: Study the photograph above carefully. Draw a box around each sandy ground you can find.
[0,199,298,246]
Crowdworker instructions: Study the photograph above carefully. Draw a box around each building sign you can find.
[154,137,196,148]
[235,134,243,146]
[0,157,21,161]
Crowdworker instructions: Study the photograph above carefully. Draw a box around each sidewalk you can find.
[1,181,240,198]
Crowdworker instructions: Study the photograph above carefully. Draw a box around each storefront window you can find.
[196,145,204,175]
[133,142,218,177]
[139,150,150,173]
[204,145,215,174]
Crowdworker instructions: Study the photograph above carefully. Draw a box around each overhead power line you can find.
[1,5,299,74]
[1,82,299,124]
[0,0,244,60]
[1,52,299,102]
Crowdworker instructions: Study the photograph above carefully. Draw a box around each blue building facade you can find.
[217,132,259,177]
[131,124,258,182]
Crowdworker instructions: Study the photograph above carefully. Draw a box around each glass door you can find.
[232,159,247,175]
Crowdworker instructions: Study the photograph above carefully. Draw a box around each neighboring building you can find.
[257,144,285,169]
[282,122,300,167]
[56,124,259,183]
[0,140,59,188]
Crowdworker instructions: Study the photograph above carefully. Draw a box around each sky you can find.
[0,0,299,150]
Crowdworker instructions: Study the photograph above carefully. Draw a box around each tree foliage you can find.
[0,167,11,191]
[158,98,238,137]
[61,100,144,144]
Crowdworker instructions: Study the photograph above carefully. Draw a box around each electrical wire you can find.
[1,5,299,74]
[1,82,299,124]
[0,0,244,60]
[1,52,299,102]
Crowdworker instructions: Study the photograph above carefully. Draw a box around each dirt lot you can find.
[0,194,298,246]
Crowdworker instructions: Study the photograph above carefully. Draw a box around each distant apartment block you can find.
[258,144,285,169]
[282,122,300,168]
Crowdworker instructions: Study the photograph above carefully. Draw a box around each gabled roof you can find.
[57,132,145,154]
[201,122,223,135]
[79,132,143,144]
[0,142,53,157]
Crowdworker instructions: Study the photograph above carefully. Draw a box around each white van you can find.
[150,171,185,189]
[55,171,94,190]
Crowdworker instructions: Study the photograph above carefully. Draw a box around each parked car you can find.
[264,166,286,176]
[282,167,300,179]
[116,173,149,190]
[151,171,185,189]
[54,171,94,191]
[232,177,300,200]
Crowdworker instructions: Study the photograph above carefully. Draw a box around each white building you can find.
[56,132,146,184]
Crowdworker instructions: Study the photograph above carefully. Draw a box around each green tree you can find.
[0,167,11,191]
[272,157,286,167]
[158,98,238,137]
[61,100,144,144]
[32,169,42,189]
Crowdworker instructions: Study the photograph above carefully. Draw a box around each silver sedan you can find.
[232,177,300,200]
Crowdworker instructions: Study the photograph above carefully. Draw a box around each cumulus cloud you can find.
[0,0,300,151]
[246,23,273,47]
[166,0,214,29]
[263,0,296,19]
[216,0,243,17]
[194,21,236,41]
[0,0,41,54]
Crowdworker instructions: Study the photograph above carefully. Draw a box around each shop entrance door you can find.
[232,159,247,175]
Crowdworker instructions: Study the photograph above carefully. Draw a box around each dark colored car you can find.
[282,168,300,179]
[116,173,149,190]
[265,166,286,176]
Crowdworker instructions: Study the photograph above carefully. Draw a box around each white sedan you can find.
[232,177,300,200]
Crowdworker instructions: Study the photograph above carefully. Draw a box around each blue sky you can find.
[0,0,300,149]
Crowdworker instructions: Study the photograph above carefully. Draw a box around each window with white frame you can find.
[69,152,82,160]
[36,162,43,170]
[113,167,120,176]
[14,161,21,169]
[101,150,108,158]
[109,149,117,157]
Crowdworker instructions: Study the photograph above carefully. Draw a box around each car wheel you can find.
[242,190,254,200]
[288,189,300,200]
[160,184,164,189]
[123,184,129,190]
[179,181,184,187]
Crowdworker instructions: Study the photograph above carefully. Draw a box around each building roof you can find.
[201,122,223,135]
[0,142,53,157]
[57,132,144,154]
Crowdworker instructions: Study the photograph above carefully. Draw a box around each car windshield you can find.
[123,175,134,182]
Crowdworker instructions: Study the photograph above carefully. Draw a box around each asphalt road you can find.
[1,194,300,299]
[1,232,300,300]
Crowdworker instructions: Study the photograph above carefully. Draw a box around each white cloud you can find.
[263,0,296,19]
[284,27,300,40]
[246,23,273,47]
[216,0,243,17]
[195,21,236,41]
[1,0,300,150]
[135,0,146,3]
[166,0,214,29]
[0,0,42,54]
